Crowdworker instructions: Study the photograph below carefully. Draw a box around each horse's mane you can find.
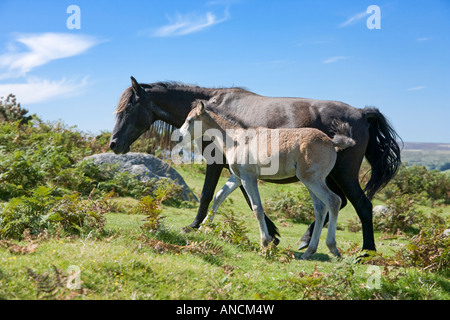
[116,81,250,114]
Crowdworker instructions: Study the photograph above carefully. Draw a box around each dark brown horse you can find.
[110,76,401,252]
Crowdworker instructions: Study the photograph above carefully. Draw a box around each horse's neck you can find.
[147,86,216,128]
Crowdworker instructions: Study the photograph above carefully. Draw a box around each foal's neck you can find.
[205,110,242,132]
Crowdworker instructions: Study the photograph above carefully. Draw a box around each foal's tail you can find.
[331,120,356,151]
[363,107,402,200]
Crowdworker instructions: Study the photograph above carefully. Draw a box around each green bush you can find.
[264,189,314,223]
[0,116,109,200]
[0,186,107,240]
[373,197,419,234]
[0,94,33,124]
[398,225,450,272]
[379,165,450,206]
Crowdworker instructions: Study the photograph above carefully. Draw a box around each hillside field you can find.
[1,162,449,300]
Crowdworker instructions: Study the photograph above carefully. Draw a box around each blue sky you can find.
[0,0,449,143]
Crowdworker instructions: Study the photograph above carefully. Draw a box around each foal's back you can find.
[237,127,337,181]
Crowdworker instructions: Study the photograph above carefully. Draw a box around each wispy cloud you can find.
[151,8,230,37]
[339,11,368,28]
[416,37,432,42]
[0,33,99,79]
[407,85,426,91]
[0,33,99,104]
[323,56,351,64]
[0,77,90,104]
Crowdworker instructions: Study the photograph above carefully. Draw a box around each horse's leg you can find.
[339,177,375,251]
[205,174,242,224]
[184,163,224,232]
[298,176,345,250]
[332,149,375,251]
[240,173,272,247]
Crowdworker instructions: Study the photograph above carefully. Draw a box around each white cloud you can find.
[0,33,99,79]
[152,9,229,37]
[323,56,351,64]
[407,86,426,91]
[339,11,368,28]
[0,33,100,104]
[417,37,432,42]
[0,77,90,104]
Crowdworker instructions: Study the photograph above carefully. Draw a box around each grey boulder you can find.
[84,152,197,202]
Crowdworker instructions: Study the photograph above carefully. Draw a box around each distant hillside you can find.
[402,142,450,151]
[401,142,450,171]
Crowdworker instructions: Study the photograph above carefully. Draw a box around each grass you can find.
[0,163,449,300]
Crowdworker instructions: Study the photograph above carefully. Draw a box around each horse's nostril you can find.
[109,141,117,150]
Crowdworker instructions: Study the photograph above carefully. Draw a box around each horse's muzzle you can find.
[109,138,130,154]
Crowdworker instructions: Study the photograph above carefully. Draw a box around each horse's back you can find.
[215,90,365,133]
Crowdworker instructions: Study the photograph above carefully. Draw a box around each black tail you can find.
[363,107,402,200]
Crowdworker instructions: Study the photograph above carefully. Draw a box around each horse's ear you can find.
[197,101,205,114]
[130,76,141,93]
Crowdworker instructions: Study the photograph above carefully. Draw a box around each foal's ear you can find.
[130,76,141,94]
[197,101,205,114]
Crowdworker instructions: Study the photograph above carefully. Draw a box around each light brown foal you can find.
[178,100,355,259]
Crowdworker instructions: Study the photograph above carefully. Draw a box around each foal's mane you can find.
[191,99,246,130]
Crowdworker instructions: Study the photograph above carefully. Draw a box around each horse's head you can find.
[109,76,154,154]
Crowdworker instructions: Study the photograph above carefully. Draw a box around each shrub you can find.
[379,165,450,206]
[398,225,450,272]
[0,94,33,124]
[47,192,108,237]
[0,186,56,239]
[373,197,419,234]
[135,196,165,232]
[137,179,183,233]
[0,187,108,240]
[264,189,314,223]
[201,210,257,251]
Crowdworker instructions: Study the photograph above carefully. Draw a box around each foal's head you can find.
[178,100,210,141]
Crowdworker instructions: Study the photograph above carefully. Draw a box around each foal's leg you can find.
[301,180,342,259]
[301,191,327,260]
[299,176,346,250]
[204,174,242,224]
[240,174,272,247]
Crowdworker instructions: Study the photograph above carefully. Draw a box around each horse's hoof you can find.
[181,226,196,233]
[273,237,280,246]
[298,240,309,251]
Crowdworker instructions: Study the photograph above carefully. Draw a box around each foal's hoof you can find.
[300,248,316,260]
[300,252,312,260]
